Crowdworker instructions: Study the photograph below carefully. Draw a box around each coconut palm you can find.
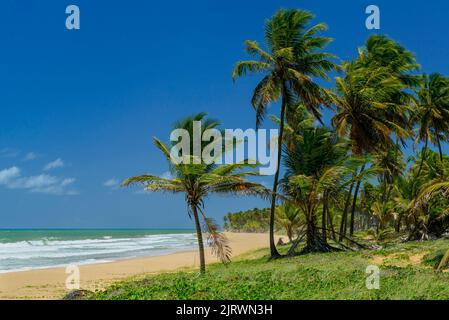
[275,202,303,243]
[270,103,315,152]
[413,73,449,170]
[329,35,417,240]
[281,127,354,253]
[123,115,268,273]
[329,63,411,240]
[232,9,337,257]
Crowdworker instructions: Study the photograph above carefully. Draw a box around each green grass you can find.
[92,239,449,300]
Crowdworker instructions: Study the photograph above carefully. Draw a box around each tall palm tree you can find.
[414,73,449,169]
[329,65,408,239]
[329,35,417,239]
[124,115,268,273]
[232,9,337,257]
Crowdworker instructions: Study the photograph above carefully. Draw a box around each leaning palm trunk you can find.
[339,181,355,241]
[437,137,443,162]
[349,164,365,236]
[417,139,428,177]
[321,192,328,242]
[191,204,206,273]
[268,90,288,258]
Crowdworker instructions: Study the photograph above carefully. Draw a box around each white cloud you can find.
[0,166,77,195]
[103,178,120,189]
[23,152,38,161]
[0,167,21,184]
[44,158,64,171]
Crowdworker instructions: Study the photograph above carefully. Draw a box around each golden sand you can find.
[0,232,277,300]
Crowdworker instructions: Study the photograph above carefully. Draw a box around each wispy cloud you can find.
[44,158,64,171]
[0,166,78,195]
[23,152,38,161]
[0,148,19,158]
[103,178,120,189]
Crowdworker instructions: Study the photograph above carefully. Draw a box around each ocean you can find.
[0,229,197,273]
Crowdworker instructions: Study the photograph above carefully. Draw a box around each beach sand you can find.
[0,232,278,300]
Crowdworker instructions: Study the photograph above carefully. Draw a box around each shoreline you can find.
[0,232,277,300]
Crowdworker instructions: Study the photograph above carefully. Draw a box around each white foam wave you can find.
[0,233,197,273]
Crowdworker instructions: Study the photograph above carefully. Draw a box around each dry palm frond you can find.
[201,215,232,264]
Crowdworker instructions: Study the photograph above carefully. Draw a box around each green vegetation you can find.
[93,239,449,300]
[223,208,270,233]
[123,7,449,290]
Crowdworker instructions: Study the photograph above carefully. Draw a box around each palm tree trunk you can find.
[437,137,443,162]
[417,139,428,176]
[327,205,337,241]
[322,192,327,242]
[349,164,365,236]
[268,86,288,258]
[339,180,355,241]
[395,212,402,233]
[191,204,206,273]
[349,180,361,237]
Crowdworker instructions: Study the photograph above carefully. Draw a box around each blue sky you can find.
[0,0,448,228]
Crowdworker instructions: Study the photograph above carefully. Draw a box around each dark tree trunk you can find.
[327,205,337,241]
[349,165,365,236]
[306,218,318,249]
[339,181,355,241]
[301,215,338,254]
[437,137,443,162]
[268,84,288,258]
[417,139,428,176]
[192,205,206,273]
[322,192,328,242]
[395,212,402,233]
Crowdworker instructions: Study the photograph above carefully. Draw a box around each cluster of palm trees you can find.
[233,9,449,257]
[125,8,449,273]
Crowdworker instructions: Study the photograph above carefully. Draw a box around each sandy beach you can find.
[0,232,276,300]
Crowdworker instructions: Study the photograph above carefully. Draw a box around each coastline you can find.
[0,232,277,300]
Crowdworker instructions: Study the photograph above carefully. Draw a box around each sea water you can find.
[0,229,196,273]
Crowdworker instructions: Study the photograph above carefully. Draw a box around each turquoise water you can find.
[0,229,196,273]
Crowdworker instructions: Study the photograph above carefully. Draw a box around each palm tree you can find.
[281,127,352,253]
[275,202,303,243]
[329,67,403,240]
[123,114,268,273]
[413,73,449,170]
[270,103,315,152]
[329,35,417,240]
[232,9,337,257]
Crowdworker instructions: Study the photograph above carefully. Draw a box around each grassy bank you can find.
[91,239,449,300]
